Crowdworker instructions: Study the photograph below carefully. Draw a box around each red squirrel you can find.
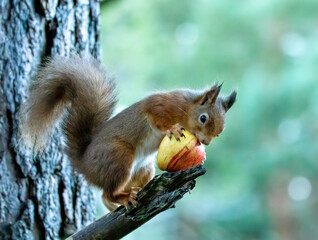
[19,55,236,211]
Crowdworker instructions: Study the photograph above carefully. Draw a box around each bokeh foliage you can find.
[100,0,318,239]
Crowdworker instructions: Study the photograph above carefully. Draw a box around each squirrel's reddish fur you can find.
[19,55,236,210]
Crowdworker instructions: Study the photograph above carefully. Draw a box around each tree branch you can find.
[67,165,206,240]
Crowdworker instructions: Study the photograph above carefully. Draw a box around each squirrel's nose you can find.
[202,138,212,145]
[202,139,210,145]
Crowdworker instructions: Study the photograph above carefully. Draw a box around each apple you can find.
[157,130,206,172]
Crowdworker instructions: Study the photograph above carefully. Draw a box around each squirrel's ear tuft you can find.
[222,90,237,112]
[198,83,223,105]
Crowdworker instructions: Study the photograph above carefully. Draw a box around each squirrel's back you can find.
[19,55,117,160]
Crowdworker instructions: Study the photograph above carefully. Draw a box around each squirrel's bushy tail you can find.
[19,55,117,159]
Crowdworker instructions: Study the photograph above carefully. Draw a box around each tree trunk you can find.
[0,0,100,239]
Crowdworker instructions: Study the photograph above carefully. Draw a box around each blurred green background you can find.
[97,0,318,239]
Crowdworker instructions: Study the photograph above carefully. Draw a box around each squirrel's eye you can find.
[199,114,209,124]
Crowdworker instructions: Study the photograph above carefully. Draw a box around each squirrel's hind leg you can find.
[126,163,155,190]
[102,196,119,211]
[102,190,138,210]
[92,142,138,211]
[102,161,155,211]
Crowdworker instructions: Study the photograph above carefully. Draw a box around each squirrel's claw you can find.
[123,197,137,209]
[167,124,185,141]
[123,187,141,209]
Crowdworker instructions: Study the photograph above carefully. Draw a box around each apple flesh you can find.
[157,130,206,172]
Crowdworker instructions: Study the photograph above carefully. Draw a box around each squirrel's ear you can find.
[198,83,222,105]
[222,90,237,112]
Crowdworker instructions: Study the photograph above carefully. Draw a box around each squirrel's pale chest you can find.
[131,127,163,176]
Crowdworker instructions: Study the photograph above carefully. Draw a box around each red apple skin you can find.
[166,144,206,172]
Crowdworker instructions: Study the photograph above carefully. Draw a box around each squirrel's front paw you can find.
[167,124,185,141]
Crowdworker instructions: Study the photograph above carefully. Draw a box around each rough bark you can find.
[0,0,100,239]
[68,165,206,240]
